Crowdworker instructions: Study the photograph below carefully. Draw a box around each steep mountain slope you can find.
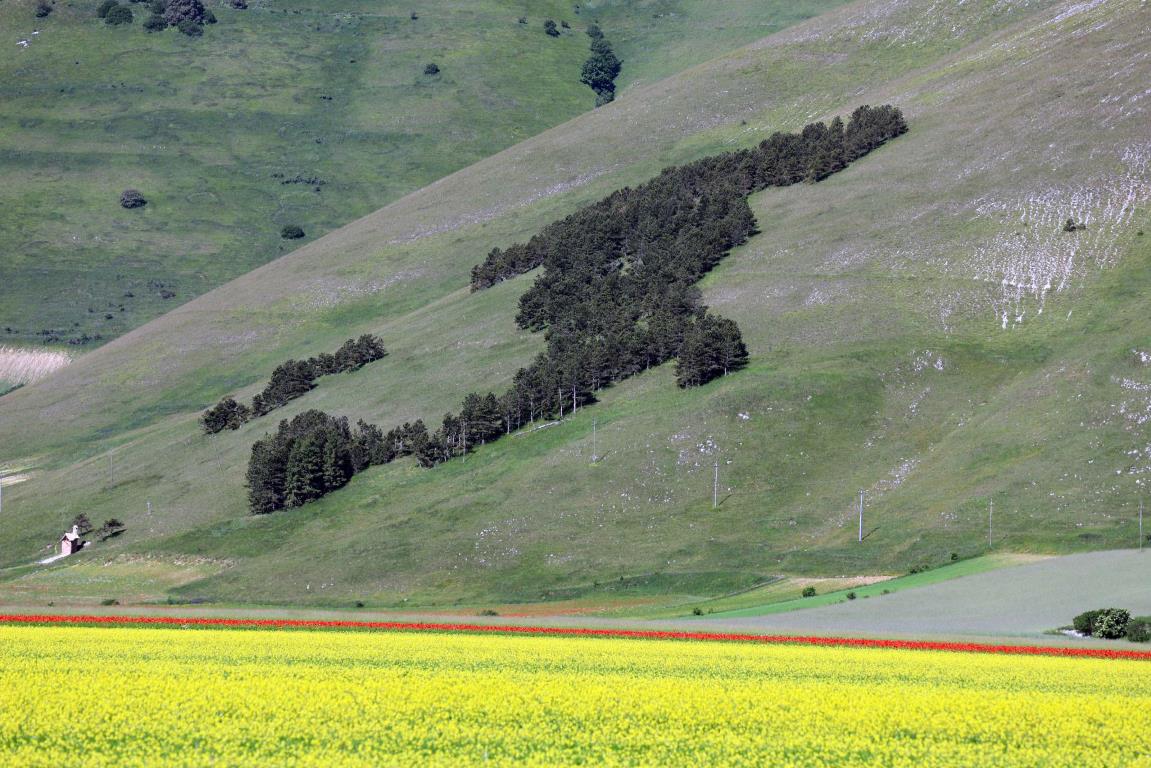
[0,0,838,348]
[582,0,837,90]
[3,0,1151,608]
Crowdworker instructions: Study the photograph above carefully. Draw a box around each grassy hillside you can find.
[0,0,837,349]
[583,0,835,90]
[3,0,1151,608]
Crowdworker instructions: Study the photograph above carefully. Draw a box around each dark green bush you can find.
[201,396,251,434]
[544,19,559,37]
[280,225,305,239]
[1074,608,1130,638]
[143,13,166,31]
[35,1,53,18]
[97,0,119,18]
[1072,609,1105,635]
[692,607,703,616]
[846,591,857,601]
[120,189,147,209]
[580,41,622,105]
[801,586,817,598]
[98,518,126,541]
[423,62,440,75]
[176,18,202,35]
[1125,617,1151,643]
[105,5,133,24]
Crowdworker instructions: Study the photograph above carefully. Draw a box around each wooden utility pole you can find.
[1140,498,1144,551]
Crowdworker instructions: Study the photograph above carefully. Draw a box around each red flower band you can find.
[1,614,1148,661]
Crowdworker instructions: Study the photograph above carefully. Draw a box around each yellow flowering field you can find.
[1,624,1150,767]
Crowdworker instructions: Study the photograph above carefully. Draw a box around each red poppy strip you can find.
[2,613,1148,661]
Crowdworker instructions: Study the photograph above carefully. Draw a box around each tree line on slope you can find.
[202,335,387,434]
[471,104,907,291]
[244,105,908,513]
[96,0,228,35]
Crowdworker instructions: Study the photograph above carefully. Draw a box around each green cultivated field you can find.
[2,0,1151,612]
[704,550,1151,637]
[615,554,1040,620]
[0,0,839,347]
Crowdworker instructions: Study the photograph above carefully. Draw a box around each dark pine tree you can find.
[247,438,287,514]
[283,436,324,508]
[675,314,749,387]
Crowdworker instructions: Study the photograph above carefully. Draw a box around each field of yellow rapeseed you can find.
[1,624,1149,766]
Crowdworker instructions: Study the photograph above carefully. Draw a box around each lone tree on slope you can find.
[71,514,94,536]
[163,0,206,26]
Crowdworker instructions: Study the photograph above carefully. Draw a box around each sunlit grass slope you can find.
[0,0,840,346]
[3,0,1151,608]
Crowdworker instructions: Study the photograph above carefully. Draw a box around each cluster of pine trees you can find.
[202,335,387,434]
[245,404,504,513]
[471,105,907,290]
[248,411,370,513]
[244,106,907,514]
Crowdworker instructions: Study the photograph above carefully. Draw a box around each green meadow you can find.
[0,0,843,346]
[2,0,1151,615]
